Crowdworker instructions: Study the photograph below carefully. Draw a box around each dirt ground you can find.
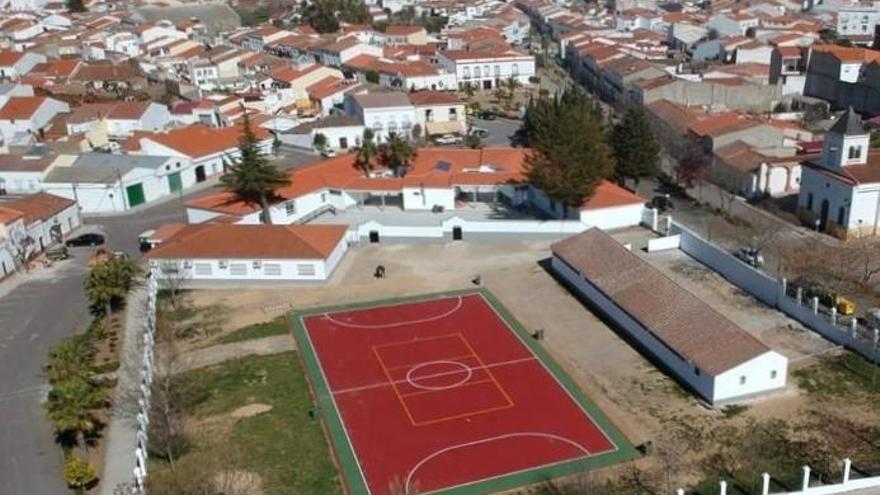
[180,233,850,487]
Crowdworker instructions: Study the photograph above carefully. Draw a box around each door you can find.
[126,183,145,208]
[339,137,348,149]
[369,231,380,243]
[168,172,182,193]
[195,165,206,183]
[452,226,463,241]
[819,199,829,231]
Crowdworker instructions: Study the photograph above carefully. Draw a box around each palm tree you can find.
[46,379,105,449]
[83,257,142,317]
[355,128,378,176]
[380,133,417,176]
[220,111,292,224]
[45,335,95,386]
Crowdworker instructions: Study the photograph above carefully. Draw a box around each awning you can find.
[425,121,465,136]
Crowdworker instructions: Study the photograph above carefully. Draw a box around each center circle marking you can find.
[405,360,473,391]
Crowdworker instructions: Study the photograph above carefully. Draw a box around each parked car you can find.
[734,247,764,268]
[66,233,105,247]
[646,194,674,212]
[433,134,462,145]
[477,110,497,120]
[320,149,337,158]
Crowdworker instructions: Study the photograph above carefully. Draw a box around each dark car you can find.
[478,110,497,120]
[65,233,105,247]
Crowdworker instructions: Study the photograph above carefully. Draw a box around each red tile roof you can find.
[1,193,75,225]
[146,224,347,260]
[0,51,25,66]
[0,96,48,120]
[552,228,772,376]
[139,124,270,159]
[187,148,643,215]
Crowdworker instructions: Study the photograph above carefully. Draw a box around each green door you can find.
[168,172,182,193]
[126,183,145,208]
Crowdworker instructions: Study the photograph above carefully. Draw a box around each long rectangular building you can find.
[551,228,787,405]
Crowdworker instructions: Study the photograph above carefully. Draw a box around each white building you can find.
[798,107,880,238]
[42,154,187,213]
[344,92,418,143]
[0,96,69,145]
[551,228,788,405]
[436,49,536,90]
[105,101,171,139]
[0,192,80,253]
[278,115,366,151]
[146,223,349,283]
[0,51,45,79]
[836,2,880,44]
[409,91,467,137]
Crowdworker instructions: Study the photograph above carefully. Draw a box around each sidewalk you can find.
[100,286,148,495]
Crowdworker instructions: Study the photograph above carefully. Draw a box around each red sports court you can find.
[293,291,634,495]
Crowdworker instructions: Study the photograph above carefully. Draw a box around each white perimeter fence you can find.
[132,276,158,494]
[668,222,880,363]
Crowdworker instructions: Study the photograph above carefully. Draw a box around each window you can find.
[252,260,262,270]
[160,261,179,274]
[806,193,813,210]
[512,63,519,76]
[285,201,296,215]
[264,263,282,276]
[297,263,316,277]
[739,376,747,385]
[183,260,193,269]
[218,260,229,269]
[321,193,326,203]
[463,66,471,79]
[329,189,342,195]
[694,365,700,376]
[838,206,846,225]
[449,107,457,119]
[229,263,247,276]
[473,66,481,78]
[494,64,500,76]
[770,370,777,379]
[848,145,862,160]
[194,263,212,276]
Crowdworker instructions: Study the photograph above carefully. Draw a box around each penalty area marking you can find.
[322,296,463,329]
[406,360,473,391]
[404,432,592,495]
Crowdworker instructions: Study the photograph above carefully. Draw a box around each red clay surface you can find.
[302,294,617,495]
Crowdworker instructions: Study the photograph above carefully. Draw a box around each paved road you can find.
[0,254,90,495]
[468,116,522,147]
[0,146,316,493]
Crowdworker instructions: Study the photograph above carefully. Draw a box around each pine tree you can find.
[525,88,615,216]
[612,107,661,185]
[221,111,292,224]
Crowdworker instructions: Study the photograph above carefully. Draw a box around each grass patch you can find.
[216,317,289,345]
[153,352,342,495]
[794,353,880,399]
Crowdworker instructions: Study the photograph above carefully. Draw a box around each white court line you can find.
[406,360,473,391]
[404,432,591,495]
[323,296,463,329]
[332,356,537,396]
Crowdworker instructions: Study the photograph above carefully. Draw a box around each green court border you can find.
[289,288,637,495]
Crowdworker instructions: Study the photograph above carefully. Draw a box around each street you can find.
[0,255,90,495]
[468,115,522,147]
[0,148,315,493]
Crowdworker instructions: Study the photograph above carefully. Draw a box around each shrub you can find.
[64,456,97,492]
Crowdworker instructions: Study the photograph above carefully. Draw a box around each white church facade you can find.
[798,107,880,239]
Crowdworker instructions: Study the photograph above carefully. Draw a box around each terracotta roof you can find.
[146,224,347,260]
[107,101,153,120]
[688,113,761,137]
[306,76,353,100]
[187,147,642,215]
[385,25,425,36]
[646,99,701,132]
[812,44,880,64]
[0,96,48,120]
[0,51,25,66]
[408,91,462,106]
[1,193,75,225]
[441,48,531,61]
[551,228,772,376]
[0,206,23,225]
[31,59,80,78]
[139,124,270,159]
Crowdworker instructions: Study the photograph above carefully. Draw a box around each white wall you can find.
[402,187,455,210]
[713,351,788,403]
[0,170,44,193]
[580,204,644,230]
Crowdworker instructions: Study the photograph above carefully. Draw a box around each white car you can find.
[434,134,462,145]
